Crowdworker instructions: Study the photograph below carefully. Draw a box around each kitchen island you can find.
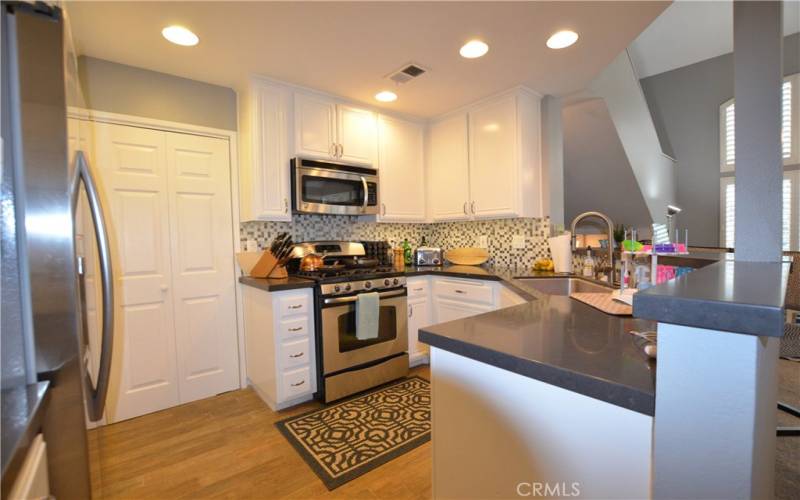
[417,268,657,499]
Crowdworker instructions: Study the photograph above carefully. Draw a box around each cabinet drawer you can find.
[434,278,494,305]
[280,337,311,369]
[277,317,310,339]
[277,295,310,317]
[407,278,429,297]
[281,366,312,399]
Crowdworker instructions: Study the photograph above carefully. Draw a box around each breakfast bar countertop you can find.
[413,265,658,416]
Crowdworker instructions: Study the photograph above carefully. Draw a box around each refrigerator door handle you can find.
[71,150,114,422]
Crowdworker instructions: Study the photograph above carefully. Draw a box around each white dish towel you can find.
[356,292,380,340]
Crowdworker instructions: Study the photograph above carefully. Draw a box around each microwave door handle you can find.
[71,151,115,422]
[360,176,368,210]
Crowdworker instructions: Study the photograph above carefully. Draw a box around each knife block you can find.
[237,251,288,279]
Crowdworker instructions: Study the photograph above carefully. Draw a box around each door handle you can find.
[409,304,413,317]
[289,352,304,358]
[360,176,369,211]
[284,197,289,213]
[338,143,344,158]
[381,203,386,216]
[324,289,406,305]
[330,143,336,158]
[463,202,468,215]
[71,150,114,422]
[471,201,476,214]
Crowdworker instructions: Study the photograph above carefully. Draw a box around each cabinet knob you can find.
[160,284,169,292]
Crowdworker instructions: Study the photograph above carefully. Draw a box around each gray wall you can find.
[77,56,237,130]
[640,33,800,246]
[563,98,653,233]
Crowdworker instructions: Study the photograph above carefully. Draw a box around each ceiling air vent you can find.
[386,63,428,85]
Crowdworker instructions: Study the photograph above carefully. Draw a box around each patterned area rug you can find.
[275,376,430,490]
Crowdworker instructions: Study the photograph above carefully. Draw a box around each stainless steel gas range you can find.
[288,241,409,402]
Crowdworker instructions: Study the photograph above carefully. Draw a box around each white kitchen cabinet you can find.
[242,286,317,410]
[338,104,377,164]
[407,277,432,366]
[294,92,377,166]
[430,276,524,324]
[428,113,470,221]
[294,92,336,159]
[378,115,426,222]
[239,78,292,221]
[427,88,542,221]
[434,298,492,323]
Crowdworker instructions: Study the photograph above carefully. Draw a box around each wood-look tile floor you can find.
[90,366,431,500]
[91,361,800,500]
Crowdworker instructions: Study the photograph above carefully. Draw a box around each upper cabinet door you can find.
[252,83,291,220]
[428,113,470,221]
[337,104,377,165]
[468,95,518,219]
[294,93,336,159]
[377,115,425,222]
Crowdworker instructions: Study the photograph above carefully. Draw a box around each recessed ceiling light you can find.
[375,91,398,103]
[162,25,199,46]
[546,30,579,49]
[459,40,489,59]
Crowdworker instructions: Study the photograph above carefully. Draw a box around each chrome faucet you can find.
[570,211,615,283]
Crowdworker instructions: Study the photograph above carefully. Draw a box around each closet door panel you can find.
[165,132,239,404]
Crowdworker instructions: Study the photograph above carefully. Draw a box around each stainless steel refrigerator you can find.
[2,2,113,498]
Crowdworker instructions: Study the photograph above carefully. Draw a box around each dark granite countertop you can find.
[239,275,315,292]
[414,265,658,416]
[633,260,789,337]
[2,382,49,497]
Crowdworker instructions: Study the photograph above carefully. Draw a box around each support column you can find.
[734,0,784,262]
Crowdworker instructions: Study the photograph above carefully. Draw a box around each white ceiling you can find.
[65,1,668,118]
[629,0,800,79]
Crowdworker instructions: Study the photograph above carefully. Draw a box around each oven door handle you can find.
[360,176,368,211]
[324,289,406,305]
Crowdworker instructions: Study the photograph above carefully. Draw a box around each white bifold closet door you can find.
[90,121,238,423]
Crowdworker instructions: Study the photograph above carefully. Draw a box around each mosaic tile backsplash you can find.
[240,215,552,268]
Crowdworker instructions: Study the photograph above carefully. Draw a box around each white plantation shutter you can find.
[721,74,798,171]
[784,177,792,251]
[723,180,735,248]
[783,80,792,160]
[724,102,736,169]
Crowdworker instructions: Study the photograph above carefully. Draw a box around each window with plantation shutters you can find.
[720,74,799,171]
[720,173,798,251]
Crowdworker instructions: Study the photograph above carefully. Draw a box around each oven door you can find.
[294,165,378,215]
[320,289,407,374]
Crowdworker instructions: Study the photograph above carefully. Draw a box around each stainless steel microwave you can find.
[291,157,379,215]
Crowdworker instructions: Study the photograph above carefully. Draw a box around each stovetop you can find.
[292,266,404,284]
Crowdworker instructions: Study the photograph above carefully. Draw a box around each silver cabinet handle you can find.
[71,151,114,422]
[284,197,289,213]
[291,380,305,387]
[288,326,303,332]
[288,304,303,310]
[289,352,304,358]
[409,304,414,317]
[330,143,336,158]
[381,203,386,216]
[324,289,406,305]
[455,289,466,294]
[471,201,476,214]
[413,287,424,292]
[463,202,468,215]
[360,176,369,210]
[338,143,344,158]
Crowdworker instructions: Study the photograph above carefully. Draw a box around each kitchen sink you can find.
[513,277,614,296]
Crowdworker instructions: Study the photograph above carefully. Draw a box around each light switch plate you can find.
[246,239,258,252]
[512,234,526,249]
[478,235,488,248]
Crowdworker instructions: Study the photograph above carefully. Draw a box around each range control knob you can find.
[393,278,400,286]
[344,284,352,292]
[334,285,341,293]
[364,281,372,289]
[384,278,391,286]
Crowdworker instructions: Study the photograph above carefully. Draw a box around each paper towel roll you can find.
[548,232,572,273]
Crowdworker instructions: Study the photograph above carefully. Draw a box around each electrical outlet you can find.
[512,234,526,249]
[478,235,488,248]
[246,239,258,252]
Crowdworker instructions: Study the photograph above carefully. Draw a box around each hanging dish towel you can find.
[356,292,380,340]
